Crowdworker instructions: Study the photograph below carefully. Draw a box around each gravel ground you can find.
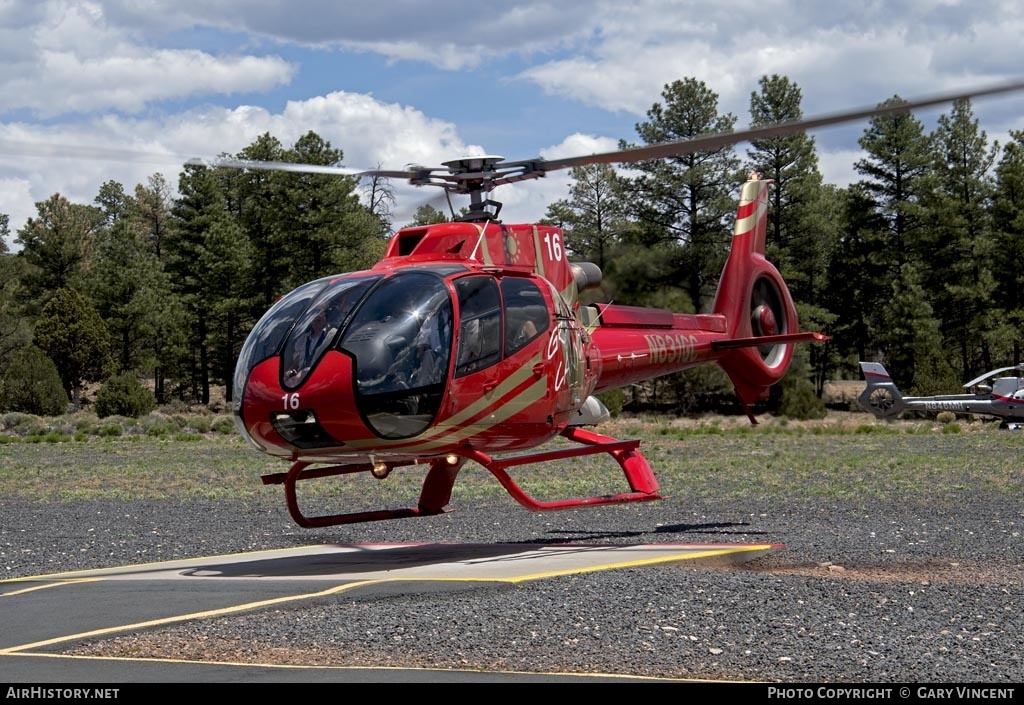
[3,484,1022,683]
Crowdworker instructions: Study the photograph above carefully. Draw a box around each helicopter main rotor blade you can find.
[962,365,1024,389]
[195,159,427,182]
[0,138,415,179]
[3,78,1023,185]
[0,139,193,165]
[188,156,366,176]
[538,78,1024,172]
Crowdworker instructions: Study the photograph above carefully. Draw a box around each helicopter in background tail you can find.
[858,361,1024,429]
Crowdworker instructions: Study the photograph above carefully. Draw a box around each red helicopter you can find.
[223,82,1024,528]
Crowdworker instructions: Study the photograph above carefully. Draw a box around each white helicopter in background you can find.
[859,361,1024,429]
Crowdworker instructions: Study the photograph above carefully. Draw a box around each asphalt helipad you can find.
[1,540,779,683]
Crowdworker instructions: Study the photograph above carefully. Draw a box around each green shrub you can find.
[71,414,98,431]
[97,423,123,437]
[597,388,626,418]
[0,346,68,416]
[1,412,36,431]
[95,373,157,419]
[157,399,189,415]
[211,416,236,434]
[145,420,176,437]
[777,374,827,421]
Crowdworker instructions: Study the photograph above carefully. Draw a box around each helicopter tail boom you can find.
[584,174,822,411]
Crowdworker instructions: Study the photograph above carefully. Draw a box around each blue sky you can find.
[3,1,1024,250]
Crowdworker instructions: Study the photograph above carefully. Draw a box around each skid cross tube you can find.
[261,457,463,528]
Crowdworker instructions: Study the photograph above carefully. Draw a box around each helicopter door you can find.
[501,277,549,355]
[454,277,502,377]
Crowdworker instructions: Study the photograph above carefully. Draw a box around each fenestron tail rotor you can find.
[864,386,900,417]
[749,276,788,365]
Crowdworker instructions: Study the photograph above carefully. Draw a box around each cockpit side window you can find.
[502,278,549,355]
[280,276,378,390]
[454,276,502,378]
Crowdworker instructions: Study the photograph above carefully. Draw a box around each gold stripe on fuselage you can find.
[339,354,548,455]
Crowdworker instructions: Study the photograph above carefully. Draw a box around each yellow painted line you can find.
[0,545,331,583]
[0,579,380,655]
[0,543,771,656]
[491,544,776,584]
[0,652,711,681]
[2,578,102,596]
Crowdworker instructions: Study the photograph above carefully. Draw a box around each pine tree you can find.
[991,130,1024,365]
[619,77,741,311]
[167,164,250,404]
[543,163,630,271]
[745,74,830,304]
[15,194,105,306]
[32,288,113,408]
[927,98,999,378]
[134,173,175,261]
[85,215,183,381]
[745,74,836,393]
[875,264,957,395]
[0,216,32,363]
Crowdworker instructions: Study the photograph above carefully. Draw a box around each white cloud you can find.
[0,91,484,245]
[6,0,1024,251]
[817,147,863,189]
[99,0,597,66]
[0,177,35,245]
[0,1,295,117]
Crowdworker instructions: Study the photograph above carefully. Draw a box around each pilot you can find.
[385,309,447,389]
[285,306,337,382]
[409,342,444,388]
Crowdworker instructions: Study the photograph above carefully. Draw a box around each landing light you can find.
[445,454,459,466]
[371,461,390,479]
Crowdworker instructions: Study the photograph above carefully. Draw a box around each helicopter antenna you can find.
[468,223,489,261]
[443,188,456,219]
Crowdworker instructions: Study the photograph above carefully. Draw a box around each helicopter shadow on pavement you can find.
[532,520,764,543]
[177,542,556,579]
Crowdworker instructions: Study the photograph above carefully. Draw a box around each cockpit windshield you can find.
[280,276,378,390]
[339,270,454,438]
[238,263,562,447]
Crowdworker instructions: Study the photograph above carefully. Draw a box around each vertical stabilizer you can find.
[713,173,799,407]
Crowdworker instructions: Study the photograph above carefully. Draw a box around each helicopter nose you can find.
[239,350,363,455]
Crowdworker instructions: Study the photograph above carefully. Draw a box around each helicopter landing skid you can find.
[261,457,463,528]
[458,426,662,512]
[261,426,661,527]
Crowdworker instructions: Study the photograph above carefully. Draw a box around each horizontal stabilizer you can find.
[711,331,828,351]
